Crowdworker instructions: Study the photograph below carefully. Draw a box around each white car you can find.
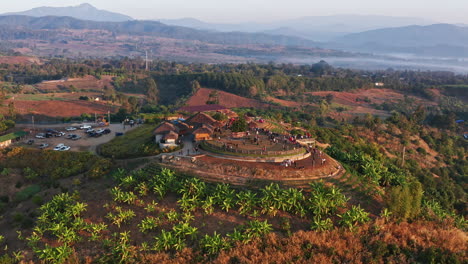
[66,127,77,131]
[35,133,46,139]
[96,129,105,134]
[53,143,65,151]
[38,143,49,149]
[59,146,71,151]
[80,125,92,130]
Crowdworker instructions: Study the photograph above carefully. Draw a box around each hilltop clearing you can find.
[185,88,272,109]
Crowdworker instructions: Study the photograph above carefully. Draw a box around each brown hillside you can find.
[0,56,41,65]
[5,100,115,117]
[36,75,114,92]
[266,96,303,107]
[185,88,272,109]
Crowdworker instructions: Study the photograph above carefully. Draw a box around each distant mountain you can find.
[3,3,133,22]
[0,15,318,47]
[331,24,468,57]
[159,15,435,41]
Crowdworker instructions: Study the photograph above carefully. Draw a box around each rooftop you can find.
[0,131,28,142]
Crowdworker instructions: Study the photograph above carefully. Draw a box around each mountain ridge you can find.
[3,3,133,22]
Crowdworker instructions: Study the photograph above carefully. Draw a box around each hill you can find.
[160,14,435,42]
[3,3,133,22]
[0,15,318,47]
[332,24,468,57]
[184,88,272,109]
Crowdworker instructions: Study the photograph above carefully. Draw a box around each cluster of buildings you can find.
[153,112,224,149]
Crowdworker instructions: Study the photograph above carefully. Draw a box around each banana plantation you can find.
[16,164,371,263]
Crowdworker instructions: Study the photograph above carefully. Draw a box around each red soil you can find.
[0,56,41,65]
[6,100,115,117]
[185,88,271,109]
[266,96,303,108]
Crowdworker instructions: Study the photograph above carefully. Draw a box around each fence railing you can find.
[202,140,305,157]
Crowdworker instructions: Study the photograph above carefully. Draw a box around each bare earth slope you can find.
[185,88,272,109]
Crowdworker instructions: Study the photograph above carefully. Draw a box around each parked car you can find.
[86,128,95,133]
[66,134,74,139]
[96,128,105,134]
[71,135,81,140]
[46,133,54,138]
[26,139,35,145]
[66,127,77,131]
[115,132,124,136]
[80,125,92,130]
[103,128,111,134]
[53,144,65,151]
[35,133,46,139]
[38,143,49,149]
[58,146,70,151]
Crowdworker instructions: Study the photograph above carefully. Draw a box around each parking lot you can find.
[18,123,138,153]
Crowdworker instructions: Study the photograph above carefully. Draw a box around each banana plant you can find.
[338,205,370,230]
[36,244,73,264]
[172,221,198,239]
[136,182,149,197]
[166,209,180,223]
[106,207,136,228]
[178,193,199,212]
[244,220,272,238]
[179,178,207,200]
[202,196,215,215]
[236,190,258,216]
[310,216,333,231]
[138,216,160,234]
[154,230,185,251]
[144,200,159,213]
[200,232,231,255]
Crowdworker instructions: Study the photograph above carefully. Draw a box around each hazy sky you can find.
[2,0,468,23]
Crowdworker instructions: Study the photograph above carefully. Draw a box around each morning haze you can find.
[1,0,468,23]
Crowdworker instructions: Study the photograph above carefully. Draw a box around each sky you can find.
[1,0,468,24]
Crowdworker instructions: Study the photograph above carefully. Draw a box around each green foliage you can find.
[231,117,248,132]
[387,181,423,220]
[23,167,38,181]
[200,232,231,255]
[212,112,227,121]
[338,205,370,229]
[14,184,41,202]
[308,181,348,218]
[2,147,110,180]
[99,125,172,159]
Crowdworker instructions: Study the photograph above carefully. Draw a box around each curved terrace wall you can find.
[200,140,311,162]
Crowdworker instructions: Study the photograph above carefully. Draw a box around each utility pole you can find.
[145,50,149,71]
[108,111,111,125]
[32,115,35,132]
[95,112,97,124]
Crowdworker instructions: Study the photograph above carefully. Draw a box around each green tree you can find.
[387,181,423,220]
[144,78,159,104]
[231,117,247,132]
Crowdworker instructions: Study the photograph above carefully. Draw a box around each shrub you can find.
[14,185,41,202]
[31,195,43,206]
[23,167,39,181]
[1,148,111,180]
[98,125,169,159]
